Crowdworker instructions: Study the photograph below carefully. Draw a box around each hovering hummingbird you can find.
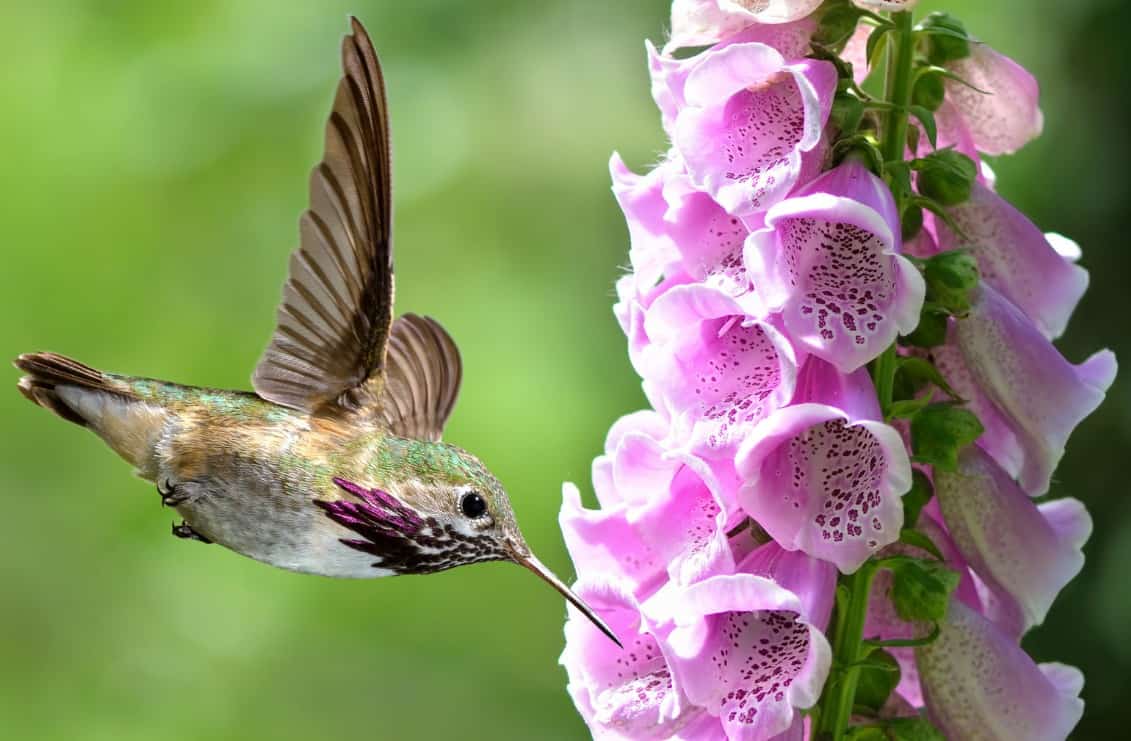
[14,18,618,647]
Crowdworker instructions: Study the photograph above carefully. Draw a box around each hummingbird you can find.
[14,18,618,647]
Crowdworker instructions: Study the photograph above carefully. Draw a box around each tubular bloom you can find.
[560,3,1113,739]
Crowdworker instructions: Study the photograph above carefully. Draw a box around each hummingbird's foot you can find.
[158,478,197,508]
[171,520,211,544]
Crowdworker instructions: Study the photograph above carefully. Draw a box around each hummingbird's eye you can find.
[459,491,488,519]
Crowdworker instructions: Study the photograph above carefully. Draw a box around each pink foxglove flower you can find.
[661,558,833,739]
[650,20,817,136]
[934,446,1091,635]
[932,182,1088,339]
[672,42,837,217]
[638,283,799,458]
[745,159,925,372]
[953,284,1116,495]
[611,153,755,300]
[609,154,685,291]
[944,42,1044,156]
[667,0,823,53]
[916,600,1085,740]
[560,413,738,595]
[735,357,912,572]
[560,579,706,739]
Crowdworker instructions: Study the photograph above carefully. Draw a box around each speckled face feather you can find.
[315,478,510,575]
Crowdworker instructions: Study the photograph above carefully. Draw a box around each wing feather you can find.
[252,18,393,414]
[251,19,463,440]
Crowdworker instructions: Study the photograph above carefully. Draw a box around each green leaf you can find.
[918,64,991,95]
[887,716,947,741]
[899,528,944,561]
[915,149,977,206]
[886,557,959,622]
[888,392,933,420]
[899,307,948,348]
[832,94,867,136]
[901,469,934,527]
[845,726,889,741]
[833,136,886,176]
[815,4,864,47]
[854,649,902,713]
[911,195,967,240]
[897,356,959,399]
[907,106,937,150]
[884,160,914,210]
[866,25,894,73]
[923,249,979,314]
[910,403,984,471]
[900,203,923,241]
[918,13,971,65]
[911,71,945,112]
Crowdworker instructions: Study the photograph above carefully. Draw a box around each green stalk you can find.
[813,11,917,740]
[881,12,917,173]
[820,564,878,739]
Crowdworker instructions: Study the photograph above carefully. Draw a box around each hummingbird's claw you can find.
[171,520,211,544]
[158,478,193,508]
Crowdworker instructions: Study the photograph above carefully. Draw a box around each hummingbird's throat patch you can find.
[315,477,507,575]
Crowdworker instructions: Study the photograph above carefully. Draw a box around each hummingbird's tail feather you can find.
[15,352,169,473]
[15,352,116,426]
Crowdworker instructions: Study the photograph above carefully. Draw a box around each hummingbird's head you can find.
[317,443,621,646]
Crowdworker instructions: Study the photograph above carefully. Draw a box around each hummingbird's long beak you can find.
[510,548,622,648]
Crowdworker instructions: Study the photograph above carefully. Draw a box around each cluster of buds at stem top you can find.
[557,1,1115,739]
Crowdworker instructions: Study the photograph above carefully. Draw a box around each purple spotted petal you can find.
[935,446,1091,635]
[946,43,1044,156]
[954,284,1117,495]
[735,396,911,573]
[561,579,706,738]
[666,0,823,53]
[745,160,925,372]
[917,600,1084,740]
[640,282,799,458]
[664,574,831,740]
[932,183,1088,339]
[736,540,837,630]
[674,43,837,217]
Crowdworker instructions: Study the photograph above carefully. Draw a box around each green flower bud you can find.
[921,12,971,65]
[924,250,979,314]
[916,149,977,206]
[912,71,946,112]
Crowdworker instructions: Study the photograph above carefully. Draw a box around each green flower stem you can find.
[813,11,917,741]
[816,563,878,739]
[881,11,917,175]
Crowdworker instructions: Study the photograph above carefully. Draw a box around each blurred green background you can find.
[0,1,1126,738]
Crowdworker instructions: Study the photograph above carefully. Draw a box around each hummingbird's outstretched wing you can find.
[251,18,462,440]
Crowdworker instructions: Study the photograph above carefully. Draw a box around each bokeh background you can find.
[0,0,1127,738]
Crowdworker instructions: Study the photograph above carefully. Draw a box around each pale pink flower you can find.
[745,159,925,372]
[952,284,1116,495]
[637,282,800,459]
[672,42,837,217]
[944,43,1044,156]
[735,357,912,572]
[917,601,1085,740]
